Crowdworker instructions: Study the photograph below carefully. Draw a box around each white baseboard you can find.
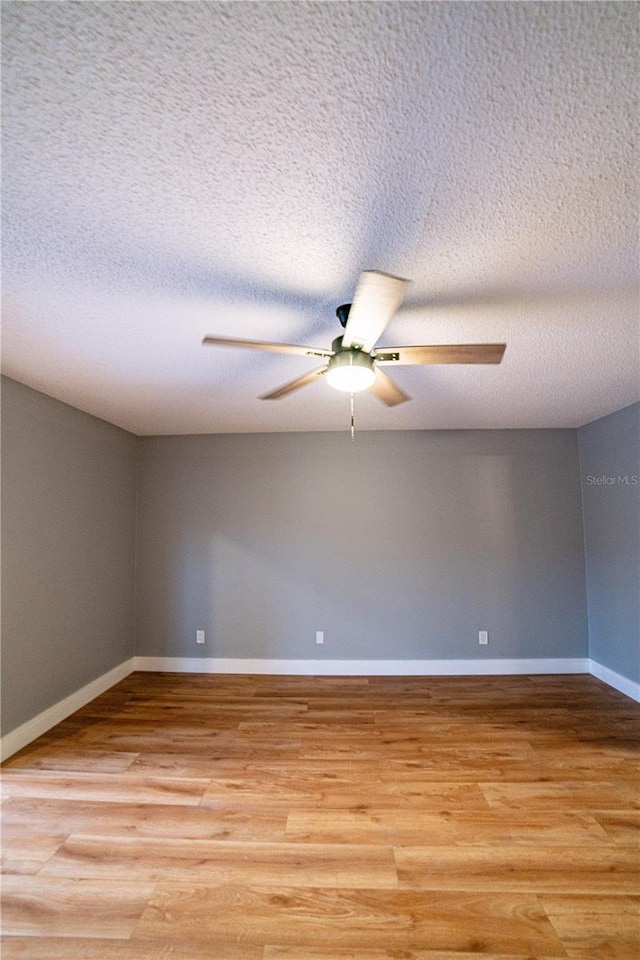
[0,658,136,762]
[133,656,591,677]
[589,659,640,703]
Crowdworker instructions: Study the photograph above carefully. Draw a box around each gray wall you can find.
[1,377,138,734]
[136,430,588,661]
[579,402,640,683]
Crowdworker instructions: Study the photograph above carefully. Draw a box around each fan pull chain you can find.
[350,392,355,442]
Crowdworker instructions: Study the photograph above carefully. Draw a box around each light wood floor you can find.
[1,671,639,959]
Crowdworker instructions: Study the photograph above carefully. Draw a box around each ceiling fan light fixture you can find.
[326,350,376,393]
[202,271,505,406]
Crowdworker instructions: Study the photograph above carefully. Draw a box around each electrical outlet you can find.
[196,630,205,645]
[478,630,488,645]
[315,631,324,645]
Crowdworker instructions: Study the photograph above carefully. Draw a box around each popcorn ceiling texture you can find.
[2,2,638,434]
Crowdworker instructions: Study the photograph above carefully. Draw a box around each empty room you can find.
[1,2,639,958]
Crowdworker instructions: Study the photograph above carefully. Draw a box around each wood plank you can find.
[0,938,262,960]
[76,722,241,750]
[593,810,640,844]
[294,710,376,725]
[298,733,542,759]
[108,698,310,721]
[133,884,567,955]
[77,725,302,758]
[1,877,155,938]
[40,836,398,888]
[286,808,610,846]
[127,754,378,779]
[264,949,537,960]
[0,771,209,805]
[480,780,640,811]
[1,833,66,876]
[540,895,640,959]
[1,796,287,842]
[2,746,139,774]
[201,774,490,810]
[531,738,640,762]
[239,720,380,738]
[395,844,640,894]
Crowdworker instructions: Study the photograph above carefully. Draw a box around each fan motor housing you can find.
[331,336,370,357]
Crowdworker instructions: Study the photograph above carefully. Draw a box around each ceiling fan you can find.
[202,271,506,406]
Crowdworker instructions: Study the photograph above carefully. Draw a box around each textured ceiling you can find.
[2,1,638,435]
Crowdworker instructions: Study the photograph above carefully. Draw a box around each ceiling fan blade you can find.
[203,335,332,359]
[259,366,329,401]
[341,270,409,352]
[368,368,410,407]
[374,343,507,365]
